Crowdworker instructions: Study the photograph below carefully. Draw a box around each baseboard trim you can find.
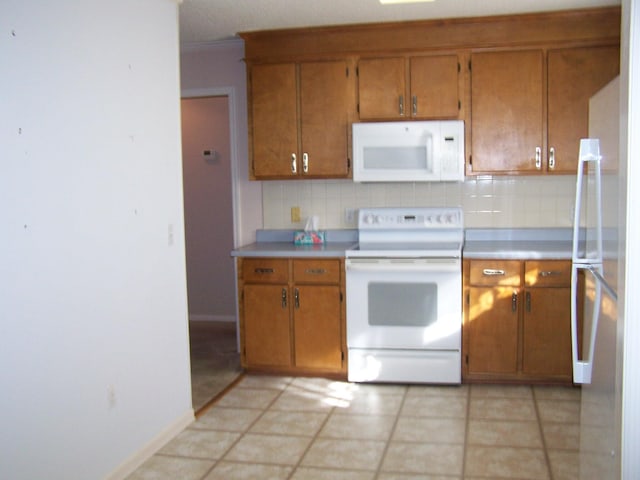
[189,314,235,323]
[105,408,195,480]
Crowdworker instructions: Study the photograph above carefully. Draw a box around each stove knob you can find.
[376,215,384,224]
[363,214,375,225]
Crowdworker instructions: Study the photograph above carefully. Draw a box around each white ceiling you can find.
[178,0,620,45]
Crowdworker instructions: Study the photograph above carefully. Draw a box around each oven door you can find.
[345,257,462,351]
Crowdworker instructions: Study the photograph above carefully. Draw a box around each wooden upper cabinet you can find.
[357,57,405,119]
[250,63,298,178]
[470,50,545,173]
[249,60,351,179]
[410,55,460,119]
[547,46,620,173]
[470,45,620,175]
[357,55,459,120]
[299,61,350,177]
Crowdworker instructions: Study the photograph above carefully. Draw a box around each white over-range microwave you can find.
[352,120,465,182]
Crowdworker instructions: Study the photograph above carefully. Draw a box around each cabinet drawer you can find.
[524,260,571,287]
[293,259,340,284]
[242,258,289,283]
[469,260,521,286]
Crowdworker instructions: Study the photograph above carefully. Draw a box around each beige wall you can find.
[263,176,580,229]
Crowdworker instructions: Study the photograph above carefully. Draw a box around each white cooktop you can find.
[346,207,464,258]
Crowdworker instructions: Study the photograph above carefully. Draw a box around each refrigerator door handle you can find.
[571,264,615,384]
[571,264,597,384]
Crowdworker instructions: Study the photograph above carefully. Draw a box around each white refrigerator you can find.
[571,77,623,479]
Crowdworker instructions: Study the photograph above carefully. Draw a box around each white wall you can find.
[0,1,193,479]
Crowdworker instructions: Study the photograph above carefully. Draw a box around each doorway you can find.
[180,95,241,411]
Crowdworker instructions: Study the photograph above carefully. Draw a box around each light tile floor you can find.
[128,375,582,480]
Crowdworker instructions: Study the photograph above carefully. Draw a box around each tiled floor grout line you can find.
[372,384,409,479]
[284,386,337,480]
[461,383,472,479]
[533,386,556,480]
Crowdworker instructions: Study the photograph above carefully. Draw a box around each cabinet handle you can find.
[483,268,505,276]
[281,288,287,308]
[526,291,531,312]
[294,288,300,309]
[512,292,518,312]
[540,270,561,277]
[535,147,542,169]
[399,95,404,116]
[302,152,309,173]
[305,268,326,275]
[254,267,274,274]
[549,147,556,170]
[412,95,418,116]
[291,153,297,174]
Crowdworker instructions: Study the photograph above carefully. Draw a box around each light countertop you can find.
[231,228,576,259]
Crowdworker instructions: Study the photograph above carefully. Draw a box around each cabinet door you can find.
[410,55,459,118]
[522,287,572,377]
[300,61,350,177]
[293,285,343,370]
[471,50,544,173]
[547,46,620,173]
[250,63,298,178]
[357,57,406,119]
[243,284,291,367]
[467,286,519,375]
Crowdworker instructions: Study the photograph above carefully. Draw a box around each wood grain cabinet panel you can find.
[243,284,292,367]
[250,63,298,178]
[467,285,519,375]
[464,258,573,383]
[470,46,619,175]
[547,45,620,173]
[237,257,346,377]
[357,54,460,120]
[470,50,544,173]
[249,61,351,179]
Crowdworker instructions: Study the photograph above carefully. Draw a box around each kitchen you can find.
[196,2,636,479]
[2,1,639,480]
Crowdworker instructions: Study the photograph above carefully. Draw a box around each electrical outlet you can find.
[345,208,356,224]
[291,206,301,223]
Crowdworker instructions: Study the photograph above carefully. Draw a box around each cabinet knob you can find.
[291,153,297,174]
[399,95,404,116]
[412,95,418,116]
[549,147,556,170]
[281,288,287,308]
[535,147,542,170]
[294,288,300,309]
[302,153,309,174]
[512,292,518,312]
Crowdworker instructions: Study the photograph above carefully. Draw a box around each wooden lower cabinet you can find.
[463,258,573,383]
[238,257,346,377]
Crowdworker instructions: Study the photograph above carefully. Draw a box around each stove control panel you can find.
[358,207,463,230]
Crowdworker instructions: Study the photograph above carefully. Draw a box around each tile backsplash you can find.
[262,176,579,230]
